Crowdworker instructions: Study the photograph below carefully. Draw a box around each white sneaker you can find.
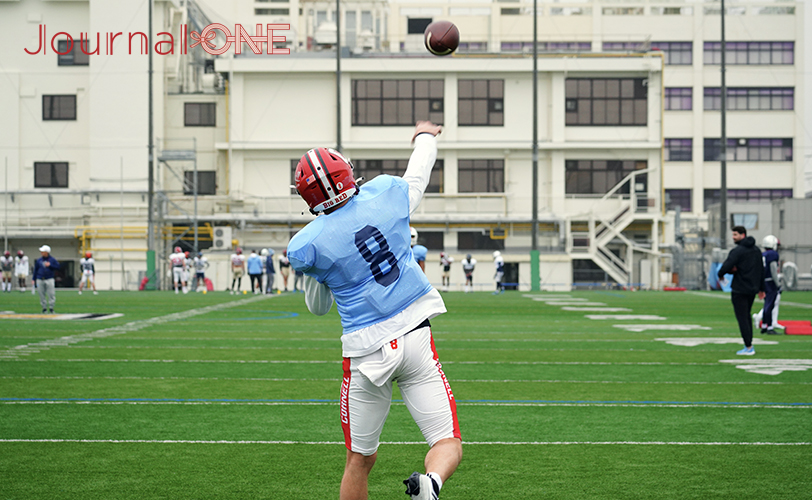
[93,291,99,295]
[403,472,439,500]
[78,291,82,295]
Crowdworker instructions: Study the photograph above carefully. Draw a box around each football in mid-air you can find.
[424,21,459,56]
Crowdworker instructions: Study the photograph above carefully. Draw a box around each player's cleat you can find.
[736,346,755,356]
[42,309,46,314]
[49,309,54,314]
[78,291,82,295]
[93,291,98,295]
[760,327,767,334]
[403,472,439,500]
[765,329,778,335]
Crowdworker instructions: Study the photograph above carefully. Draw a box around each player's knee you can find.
[346,450,376,471]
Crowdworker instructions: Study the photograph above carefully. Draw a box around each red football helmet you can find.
[174,246,182,253]
[3,251,9,257]
[184,251,190,258]
[85,251,92,258]
[236,247,242,255]
[17,250,23,257]
[295,147,357,214]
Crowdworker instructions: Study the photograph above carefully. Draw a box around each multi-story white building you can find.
[0,0,805,291]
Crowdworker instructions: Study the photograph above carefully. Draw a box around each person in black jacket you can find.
[717,226,765,355]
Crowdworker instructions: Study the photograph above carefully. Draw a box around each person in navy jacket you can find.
[33,244,60,314]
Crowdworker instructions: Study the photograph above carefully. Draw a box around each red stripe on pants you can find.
[340,357,352,450]
[429,333,461,440]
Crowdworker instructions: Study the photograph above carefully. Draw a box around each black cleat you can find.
[404,472,439,500]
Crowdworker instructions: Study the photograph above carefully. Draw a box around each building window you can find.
[458,80,503,126]
[565,160,647,195]
[731,213,759,230]
[407,18,432,35]
[184,103,216,127]
[651,7,693,15]
[183,171,217,195]
[456,42,487,53]
[550,7,591,16]
[255,8,289,15]
[57,39,89,66]
[703,88,794,111]
[42,95,76,120]
[664,88,692,110]
[352,80,444,126]
[354,159,444,193]
[501,41,591,53]
[651,41,693,65]
[417,231,444,250]
[34,162,69,188]
[603,41,649,52]
[753,7,795,15]
[565,78,647,126]
[458,159,504,193]
[703,139,793,162]
[665,189,692,212]
[457,231,505,251]
[665,139,693,162]
[703,42,794,65]
[703,189,792,212]
[602,7,643,15]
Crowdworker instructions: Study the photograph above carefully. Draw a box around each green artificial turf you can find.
[1,290,811,499]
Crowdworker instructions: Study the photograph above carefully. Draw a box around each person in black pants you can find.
[717,226,765,356]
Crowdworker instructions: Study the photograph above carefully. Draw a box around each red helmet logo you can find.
[295,147,357,214]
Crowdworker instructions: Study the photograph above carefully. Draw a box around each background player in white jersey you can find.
[182,252,192,292]
[78,251,98,295]
[461,254,476,293]
[14,250,29,292]
[193,251,209,292]
[439,252,453,292]
[410,227,427,272]
[230,248,246,294]
[288,122,461,500]
[0,251,12,292]
[278,250,291,291]
[492,250,505,294]
[169,246,187,294]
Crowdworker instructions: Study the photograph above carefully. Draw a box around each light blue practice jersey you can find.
[246,255,263,274]
[287,175,433,333]
[412,245,427,263]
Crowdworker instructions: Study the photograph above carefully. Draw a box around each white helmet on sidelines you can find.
[260,248,269,257]
[410,227,418,247]
[762,235,778,250]
[492,250,501,259]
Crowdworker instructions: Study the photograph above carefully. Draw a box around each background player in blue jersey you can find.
[754,235,782,334]
[410,227,428,272]
[287,122,461,500]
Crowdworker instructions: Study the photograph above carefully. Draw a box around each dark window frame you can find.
[42,95,77,121]
[457,231,505,251]
[183,171,217,195]
[651,41,693,65]
[184,103,217,127]
[57,38,90,66]
[352,79,444,126]
[458,159,504,193]
[664,87,693,111]
[34,162,69,188]
[703,188,792,212]
[703,87,794,111]
[565,78,648,126]
[565,160,648,195]
[458,79,504,126]
[703,41,794,65]
[664,139,693,162]
[665,189,692,212]
[703,138,793,162]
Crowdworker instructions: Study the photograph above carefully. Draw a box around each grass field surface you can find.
[1,289,811,499]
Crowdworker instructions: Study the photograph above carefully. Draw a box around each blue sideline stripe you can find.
[2,397,811,406]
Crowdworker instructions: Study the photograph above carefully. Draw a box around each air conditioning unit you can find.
[213,226,233,251]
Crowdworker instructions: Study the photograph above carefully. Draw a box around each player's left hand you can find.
[412,121,442,143]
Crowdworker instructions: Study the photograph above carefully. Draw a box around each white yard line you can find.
[0,295,271,360]
[687,291,812,309]
[0,439,808,446]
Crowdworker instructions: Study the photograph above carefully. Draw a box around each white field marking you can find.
[532,297,587,302]
[547,302,608,306]
[9,359,720,366]
[3,375,807,386]
[614,324,712,333]
[586,315,667,321]
[0,295,271,360]
[719,359,812,376]
[561,307,632,312]
[687,291,812,309]
[0,439,808,446]
[524,294,573,299]
[1,401,807,409]
[53,313,125,321]
[656,337,780,347]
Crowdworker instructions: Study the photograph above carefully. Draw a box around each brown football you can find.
[424,21,460,56]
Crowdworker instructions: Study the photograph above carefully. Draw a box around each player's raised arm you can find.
[402,121,441,214]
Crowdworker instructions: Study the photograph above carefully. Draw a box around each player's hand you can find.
[412,121,442,143]
[758,291,766,300]
[44,262,50,267]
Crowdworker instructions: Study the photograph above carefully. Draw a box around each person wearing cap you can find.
[33,245,60,314]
